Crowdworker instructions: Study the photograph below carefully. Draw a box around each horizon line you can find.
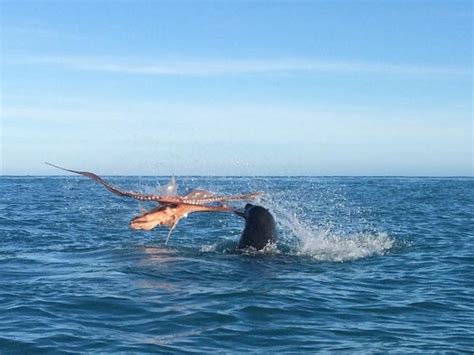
[2,174,473,178]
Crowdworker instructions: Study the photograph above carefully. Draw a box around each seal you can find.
[235,204,278,250]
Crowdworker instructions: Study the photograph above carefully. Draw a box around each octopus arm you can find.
[183,191,263,205]
[45,162,183,204]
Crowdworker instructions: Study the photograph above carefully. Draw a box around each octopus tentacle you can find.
[183,189,216,200]
[183,192,263,205]
[46,163,263,205]
[45,162,183,204]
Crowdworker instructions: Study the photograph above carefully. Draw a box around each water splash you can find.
[142,177,394,262]
[141,176,178,196]
[162,176,178,195]
[262,193,394,262]
[295,229,393,262]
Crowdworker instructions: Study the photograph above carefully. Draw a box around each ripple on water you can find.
[0,176,473,352]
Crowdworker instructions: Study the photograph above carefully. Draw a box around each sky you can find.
[1,0,472,176]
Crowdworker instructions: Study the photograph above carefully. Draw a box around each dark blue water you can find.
[1,176,473,353]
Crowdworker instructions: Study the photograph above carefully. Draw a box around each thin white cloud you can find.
[2,26,84,40]
[26,55,470,77]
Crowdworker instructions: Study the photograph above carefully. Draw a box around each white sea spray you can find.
[262,193,394,262]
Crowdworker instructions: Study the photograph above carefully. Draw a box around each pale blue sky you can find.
[1,0,472,176]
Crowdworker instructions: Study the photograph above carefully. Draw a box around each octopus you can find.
[46,163,262,243]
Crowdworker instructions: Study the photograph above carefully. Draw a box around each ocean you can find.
[0,176,472,353]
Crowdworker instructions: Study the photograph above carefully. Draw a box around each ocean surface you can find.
[0,176,472,353]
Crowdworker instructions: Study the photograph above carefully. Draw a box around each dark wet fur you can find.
[237,204,278,250]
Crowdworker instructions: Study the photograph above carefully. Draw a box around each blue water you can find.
[1,176,473,353]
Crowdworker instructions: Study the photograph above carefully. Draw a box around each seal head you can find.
[236,204,278,250]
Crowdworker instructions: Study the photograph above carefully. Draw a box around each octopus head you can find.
[129,205,177,230]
